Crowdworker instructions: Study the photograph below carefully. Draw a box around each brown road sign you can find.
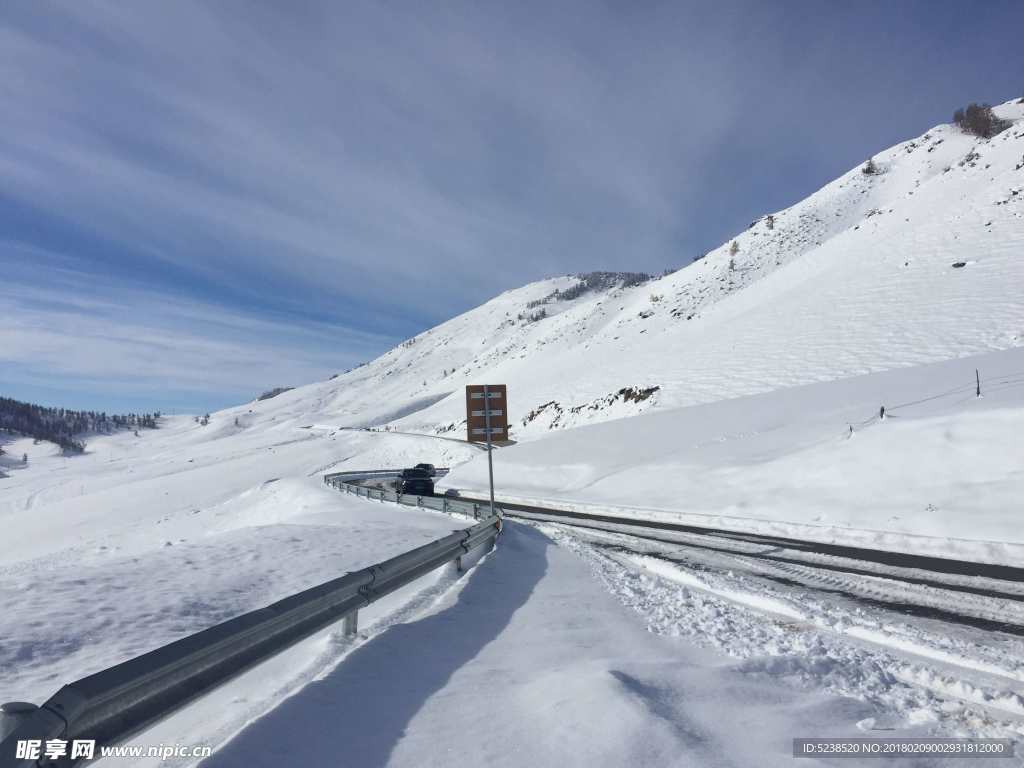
[465,384,508,442]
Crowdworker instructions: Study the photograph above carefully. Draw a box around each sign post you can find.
[465,384,507,519]
[483,385,496,518]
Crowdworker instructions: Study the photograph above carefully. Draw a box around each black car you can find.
[414,462,437,476]
[395,467,434,496]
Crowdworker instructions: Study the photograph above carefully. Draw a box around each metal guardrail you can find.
[0,476,499,767]
[323,470,500,521]
[322,467,450,483]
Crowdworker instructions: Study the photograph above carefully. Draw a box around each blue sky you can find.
[1,0,1022,414]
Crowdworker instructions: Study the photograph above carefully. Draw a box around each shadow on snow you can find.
[200,524,549,767]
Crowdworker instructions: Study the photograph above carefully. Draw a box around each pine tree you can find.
[0,397,158,452]
[953,103,1010,138]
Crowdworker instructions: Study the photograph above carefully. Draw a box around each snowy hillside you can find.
[250,99,1024,442]
[442,345,1024,564]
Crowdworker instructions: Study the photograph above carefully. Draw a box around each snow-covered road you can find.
[202,522,909,768]
[453,491,1024,585]
[545,523,1024,744]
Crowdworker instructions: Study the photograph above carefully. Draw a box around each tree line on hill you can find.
[952,102,1011,139]
[0,396,160,455]
[526,271,653,309]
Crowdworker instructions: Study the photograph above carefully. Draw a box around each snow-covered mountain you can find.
[248,98,1024,442]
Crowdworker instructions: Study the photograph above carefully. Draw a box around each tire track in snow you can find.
[540,522,1024,740]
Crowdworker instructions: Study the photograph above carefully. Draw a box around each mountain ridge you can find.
[228,98,1024,441]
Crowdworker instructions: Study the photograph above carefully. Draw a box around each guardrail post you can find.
[342,611,358,636]
[0,701,40,741]
[0,701,66,764]
[472,503,479,520]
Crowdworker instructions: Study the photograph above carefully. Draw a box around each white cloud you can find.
[0,1,749,320]
[0,249,397,403]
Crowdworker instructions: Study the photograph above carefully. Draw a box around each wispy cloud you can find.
[1,1,719,317]
[1,244,395,411]
[1,1,1021,410]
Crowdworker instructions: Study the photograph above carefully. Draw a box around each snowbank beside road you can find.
[202,524,883,768]
[440,347,1024,564]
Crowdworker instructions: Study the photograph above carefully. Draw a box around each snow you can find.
[2,101,1023,765]
[200,524,888,768]
[544,523,1024,743]
[440,346,1024,564]
[0,417,479,710]
[634,553,807,621]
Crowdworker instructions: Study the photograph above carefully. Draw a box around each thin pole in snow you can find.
[976,369,982,398]
[484,385,496,519]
